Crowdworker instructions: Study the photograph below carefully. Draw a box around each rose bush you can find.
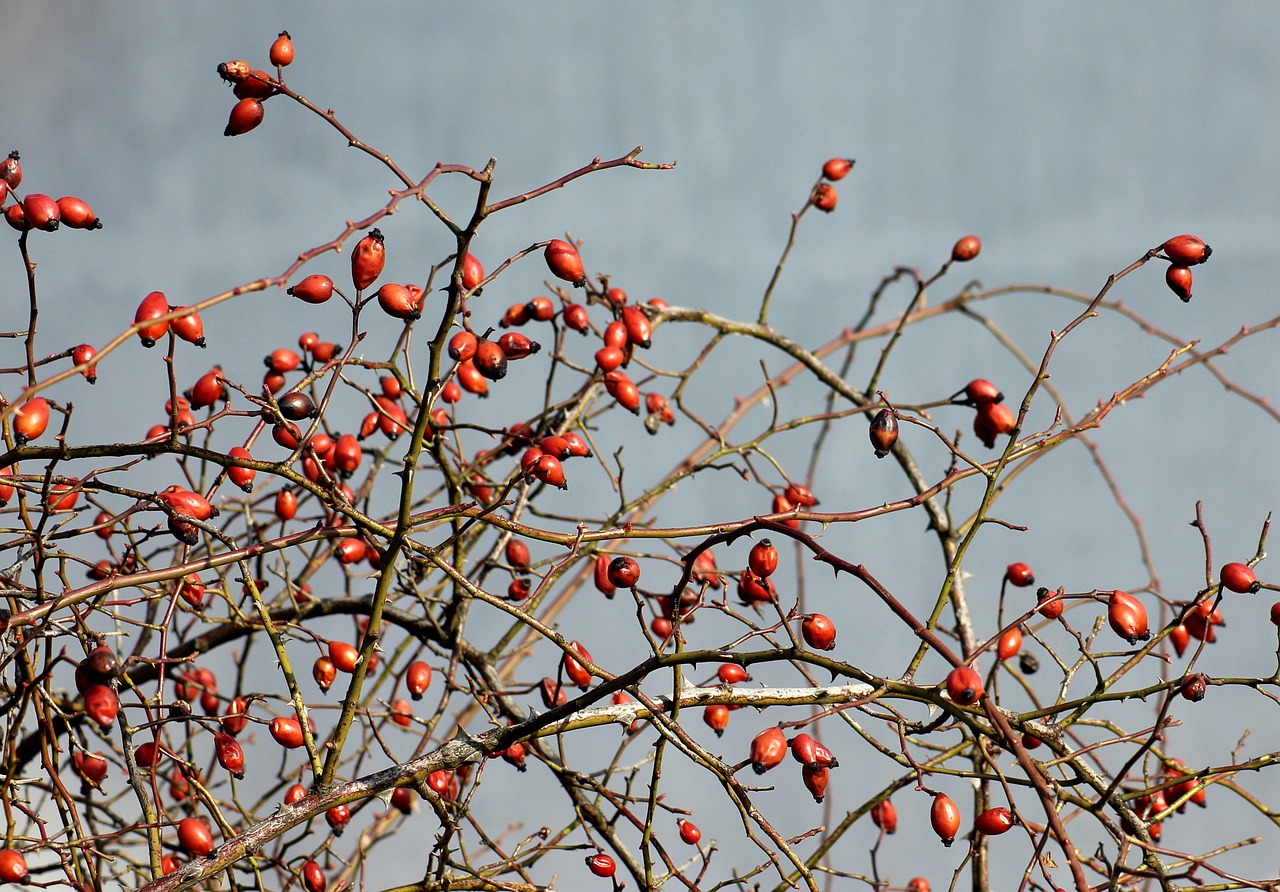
[0,31,1276,892]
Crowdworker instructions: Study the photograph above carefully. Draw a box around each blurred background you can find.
[3,3,1279,889]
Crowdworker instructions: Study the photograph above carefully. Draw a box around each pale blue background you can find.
[3,4,1278,888]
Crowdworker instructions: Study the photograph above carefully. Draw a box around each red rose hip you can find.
[749,726,787,773]
[1162,234,1211,265]
[974,806,1014,836]
[822,157,854,180]
[270,31,294,67]
[945,666,984,705]
[930,792,961,846]
[224,98,265,136]
[801,613,837,650]
[544,238,586,287]
[177,817,215,857]
[1165,264,1193,302]
[1220,562,1259,594]
[0,849,28,883]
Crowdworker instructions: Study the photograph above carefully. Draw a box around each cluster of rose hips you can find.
[1159,233,1212,302]
[0,465,82,518]
[216,32,293,137]
[729,537,838,646]
[864,372,1018,462]
[56,561,449,875]
[1166,560,1276,678]
[999,555,1278,714]
[951,377,1016,449]
[748,725,840,803]
[156,649,443,866]
[761,480,817,532]
[4,291,215,457]
[1004,562,1154,656]
[737,537,779,609]
[0,150,102,233]
[27,210,699,620]
[287,221,671,495]
[947,562,1216,841]
[66,645,121,797]
[875,733,1016,850]
[810,156,854,213]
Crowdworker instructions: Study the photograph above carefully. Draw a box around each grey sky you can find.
[3,3,1278,887]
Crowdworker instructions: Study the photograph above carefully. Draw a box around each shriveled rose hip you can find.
[811,183,837,212]
[217,59,251,82]
[0,151,22,188]
[869,408,898,457]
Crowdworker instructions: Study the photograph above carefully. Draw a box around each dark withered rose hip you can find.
[869,408,898,458]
